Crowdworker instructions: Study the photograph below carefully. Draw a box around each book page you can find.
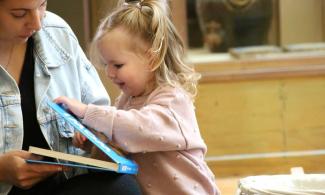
[28,146,118,171]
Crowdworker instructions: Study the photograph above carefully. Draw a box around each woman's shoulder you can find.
[42,11,72,30]
[33,11,82,66]
[35,11,77,46]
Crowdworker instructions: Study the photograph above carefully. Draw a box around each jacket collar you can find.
[33,31,71,67]
[32,12,72,70]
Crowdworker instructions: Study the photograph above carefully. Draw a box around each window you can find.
[181,0,325,59]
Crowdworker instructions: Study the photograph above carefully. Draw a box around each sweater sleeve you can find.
[82,87,206,154]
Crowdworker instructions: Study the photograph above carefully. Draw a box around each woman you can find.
[0,0,141,194]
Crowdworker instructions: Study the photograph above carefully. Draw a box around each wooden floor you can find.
[217,177,240,195]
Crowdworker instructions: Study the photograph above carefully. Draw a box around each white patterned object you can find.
[237,174,325,195]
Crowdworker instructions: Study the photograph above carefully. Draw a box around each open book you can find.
[26,101,138,175]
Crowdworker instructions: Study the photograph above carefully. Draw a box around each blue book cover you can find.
[27,100,138,175]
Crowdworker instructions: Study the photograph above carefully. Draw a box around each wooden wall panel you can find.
[196,81,284,155]
[194,56,325,177]
[197,77,325,154]
[284,78,325,150]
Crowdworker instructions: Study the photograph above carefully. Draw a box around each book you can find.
[26,100,138,175]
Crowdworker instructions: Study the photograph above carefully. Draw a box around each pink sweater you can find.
[82,86,220,195]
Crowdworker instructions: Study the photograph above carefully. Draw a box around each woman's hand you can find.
[0,150,65,189]
[54,96,88,119]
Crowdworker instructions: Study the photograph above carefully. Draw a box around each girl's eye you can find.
[114,64,124,69]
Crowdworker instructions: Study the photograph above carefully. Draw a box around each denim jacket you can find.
[0,12,110,194]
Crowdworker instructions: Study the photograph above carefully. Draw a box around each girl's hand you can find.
[91,132,128,158]
[72,132,93,153]
[54,96,87,119]
[0,150,65,189]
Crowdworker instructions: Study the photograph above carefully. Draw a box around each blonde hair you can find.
[90,0,201,99]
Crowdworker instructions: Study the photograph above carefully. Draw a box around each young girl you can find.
[55,0,220,194]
